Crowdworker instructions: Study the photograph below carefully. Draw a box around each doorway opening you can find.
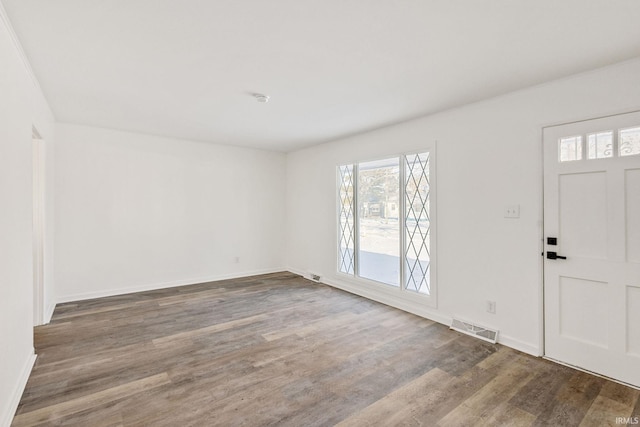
[32,126,45,326]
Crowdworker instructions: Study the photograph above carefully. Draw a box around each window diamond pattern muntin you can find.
[338,164,355,274]
[404,153,430,295]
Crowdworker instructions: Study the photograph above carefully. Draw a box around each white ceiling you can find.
[4,1,640,152]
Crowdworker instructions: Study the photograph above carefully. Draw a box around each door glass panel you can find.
[619,126,640,157]
[358,157,400,286]
[559,136,583,162]
[587,131,613,159]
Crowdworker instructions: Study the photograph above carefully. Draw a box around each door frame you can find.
[32,128,45,326]
[540,108,640,386]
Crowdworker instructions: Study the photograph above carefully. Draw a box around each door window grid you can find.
[559,125,640,162]
[559,136,582,162]
[587,131,613,159]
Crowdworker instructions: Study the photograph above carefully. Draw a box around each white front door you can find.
[544,110,640,388]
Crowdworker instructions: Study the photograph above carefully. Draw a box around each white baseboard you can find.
[286,268,541,357]
[43,302,56,325]
[325,276,452,327]
[287,267,451,326]
[56,267,285,304]
[54,266,542,356]
[498,334,541,356]
[286,268,312,282]
[1,351,36,427]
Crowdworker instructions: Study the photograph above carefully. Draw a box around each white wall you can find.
[54,124,286,301]
[0,5,55,426]
[286,57,640,356]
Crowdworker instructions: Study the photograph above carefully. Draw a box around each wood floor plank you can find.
[509,359,574,417]
[532,371,606,426]
[12,272,640,426]
[482,402,536,427]
[579,395,634,427]
[633,394,640,423]
[152,312,269,346]
[12,373,170,426]
[599,380,640,409]
[335,368,454,426]
[261,311,359,341]
[437,354,536,426]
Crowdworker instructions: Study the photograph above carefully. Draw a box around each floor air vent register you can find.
[450,318,499,344]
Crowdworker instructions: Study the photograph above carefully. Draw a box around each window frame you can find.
[336,147,437,307]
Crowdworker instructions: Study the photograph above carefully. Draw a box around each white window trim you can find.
[335,145,437,308]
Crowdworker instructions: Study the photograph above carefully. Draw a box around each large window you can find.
[337,150,435,298]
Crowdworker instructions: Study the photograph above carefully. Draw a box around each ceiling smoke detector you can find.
[252,93,270,103]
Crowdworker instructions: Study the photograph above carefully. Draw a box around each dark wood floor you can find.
[13,272,640,426]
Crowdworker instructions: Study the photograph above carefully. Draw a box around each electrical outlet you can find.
[504,204,520,218]
[486,300,496,314]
